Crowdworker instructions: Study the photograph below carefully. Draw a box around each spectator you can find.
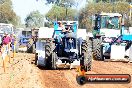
[2,33,11,61]
[10,34,14,51]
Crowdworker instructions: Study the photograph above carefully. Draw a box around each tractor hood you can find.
[100,28,120,38]
[77,29,87,40]
[38,27,54,38]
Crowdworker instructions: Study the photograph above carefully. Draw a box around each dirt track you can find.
[0,53,132,88]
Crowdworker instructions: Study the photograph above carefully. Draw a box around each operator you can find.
[62,25,71,34]
[108,17,115,28]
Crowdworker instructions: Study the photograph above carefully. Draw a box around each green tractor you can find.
[91,12,126,61]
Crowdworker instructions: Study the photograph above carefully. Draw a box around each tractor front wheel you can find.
[92,38,103,60]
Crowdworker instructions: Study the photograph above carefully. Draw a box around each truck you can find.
[35,21,92,71]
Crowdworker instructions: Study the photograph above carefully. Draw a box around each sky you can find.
[11,0,86,24]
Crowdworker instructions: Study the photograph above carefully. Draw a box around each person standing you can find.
[2,33,11,63]
[1,33,9,72]
[10,34,16,58]
[7,34,12,63]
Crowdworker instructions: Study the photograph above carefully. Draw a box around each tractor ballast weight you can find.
[35,21,92,71]
[92,12,132,61]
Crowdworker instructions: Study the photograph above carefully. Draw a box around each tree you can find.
[45,0,75,6]
[45,5,77,21]
[0,0,20,26]
[79,1,131,31]
[0,0,5,4]
[25,10,44,28]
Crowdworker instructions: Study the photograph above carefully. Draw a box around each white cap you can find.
[66,22,72,26]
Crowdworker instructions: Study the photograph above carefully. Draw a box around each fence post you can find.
[13,41,16,58]
[8,43,11,63]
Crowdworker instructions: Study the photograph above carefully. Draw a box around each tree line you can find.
[79,1,132,31]
[25,0,132,31]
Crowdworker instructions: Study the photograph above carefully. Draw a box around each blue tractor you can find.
[35,21,92,71]
[19,30,32,48]
[92,12,132,61]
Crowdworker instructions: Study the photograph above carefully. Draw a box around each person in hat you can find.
[62,24,72,33]
[2,32,11,62]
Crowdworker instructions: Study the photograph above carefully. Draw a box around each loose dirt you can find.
[0,53,131,88]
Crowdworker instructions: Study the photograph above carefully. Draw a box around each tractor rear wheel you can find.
[45,41,57,69]
[92,38,103,60]
[81,38,92,71]
[45,42,52,69]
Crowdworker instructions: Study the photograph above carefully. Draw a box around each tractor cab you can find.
[93,13,122,39]
[100,13,122,29]
[92,12,132,61]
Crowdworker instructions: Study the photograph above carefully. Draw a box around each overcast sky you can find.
[11,0,86,24]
